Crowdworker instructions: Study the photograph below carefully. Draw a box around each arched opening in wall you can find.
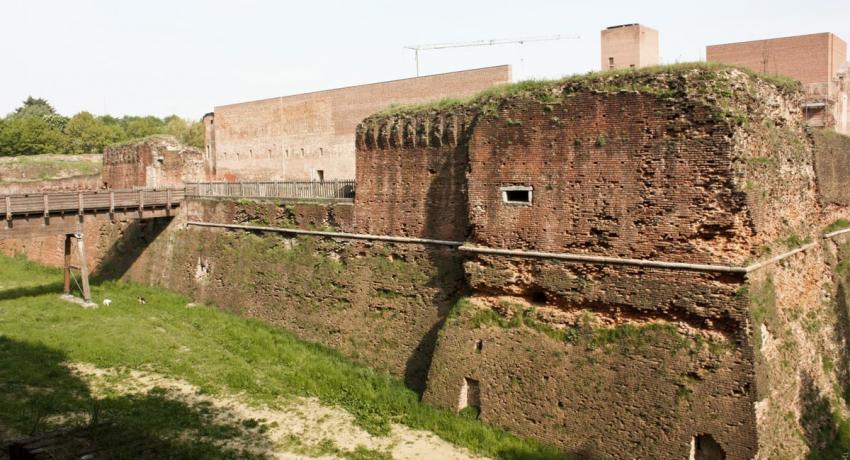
[690,434,725,460]
[530,290,548,305]
[474,339,483,353]
[458,377,481,419]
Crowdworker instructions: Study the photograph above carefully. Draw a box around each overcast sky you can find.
[1,0,848,119]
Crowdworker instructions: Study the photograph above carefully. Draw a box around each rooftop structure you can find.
[600,24,659,70]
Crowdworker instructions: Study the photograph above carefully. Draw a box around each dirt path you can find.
[70,363,488,460]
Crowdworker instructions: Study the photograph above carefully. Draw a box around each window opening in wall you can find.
[458,377,481,419]
[316,170,324,182]
[268,149,272,159]
[629,64,635,68]
[500,186,533,205]
[690,434,725,460]
[249,149,253,159]
[320,147,324,156]
[608,56,615,68]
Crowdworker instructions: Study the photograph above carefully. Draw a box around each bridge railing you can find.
[185,181,356,200]
[0,187,186,217]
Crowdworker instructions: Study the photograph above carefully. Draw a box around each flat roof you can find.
[707,32,843,49]
[213,64,512,111]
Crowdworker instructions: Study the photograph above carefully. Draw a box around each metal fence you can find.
[185,181,355,200]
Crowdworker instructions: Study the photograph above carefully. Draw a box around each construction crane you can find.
[404,34,580,76]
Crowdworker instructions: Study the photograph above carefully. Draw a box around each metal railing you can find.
[0,187,185,218]
[185,181,355,200]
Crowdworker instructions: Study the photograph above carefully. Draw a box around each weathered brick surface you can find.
[109,199,464,392]
[357,66,836,458]
[468,93,744,263]
[424,295,756,459]
[207,66,510,182]
[101,136,206,189]
[813,129,850,206]
[354,114,471,240]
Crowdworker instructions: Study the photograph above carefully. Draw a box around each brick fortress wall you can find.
[206,66,511,182]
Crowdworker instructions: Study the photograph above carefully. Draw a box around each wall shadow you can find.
[0,282,64,302]
[0,336,273,459]
[93,217,172,283]
[799,371,850,458]
[403,139,472,394]
[834,282,850,408]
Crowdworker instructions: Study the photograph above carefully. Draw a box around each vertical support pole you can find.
[43,194,49,219]
[166,188,172,216]
[5,196,11,224]
[77,192,84,215]
[75,233,92,303]
[109,190,115,220]
[138,189,144,218]
[63,234,72,295]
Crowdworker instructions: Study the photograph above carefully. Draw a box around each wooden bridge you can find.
[0,188,185,240]
[0,188,185,304]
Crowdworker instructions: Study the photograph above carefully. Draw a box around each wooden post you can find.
[75,233,92,302]
[166,188,172,216]
[43,194,49,219]
[138,190,144,218]
[77,192,84,215]
[109,190,115,220]
[63,234,72,295]
[5,196,11,223]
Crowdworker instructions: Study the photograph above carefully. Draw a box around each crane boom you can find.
[404,34,580,76]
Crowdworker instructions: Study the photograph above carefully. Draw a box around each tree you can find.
[124,116,164,139]
[0,116,68,156]
[10,96,57,119]
[64,112,121,155]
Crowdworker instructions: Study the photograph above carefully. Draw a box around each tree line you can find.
[0,97,204,156]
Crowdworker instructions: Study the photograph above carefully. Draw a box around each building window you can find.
[500,186,533,205]
[609,57,615,68]
[316,170,324,182]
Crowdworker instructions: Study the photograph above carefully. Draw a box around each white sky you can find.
[1,0,848,119]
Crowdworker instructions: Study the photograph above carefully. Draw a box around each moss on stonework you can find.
[824,219,850,235]
[453,298,720,355]
[366,62,801,127]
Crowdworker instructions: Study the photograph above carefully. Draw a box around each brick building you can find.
[707,32,849,134]
[600,23,659,70]
[101,136,206,189]
[353,65,850,458]
[203,65,511,182]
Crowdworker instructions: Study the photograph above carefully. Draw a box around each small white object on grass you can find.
[102,299,112,306]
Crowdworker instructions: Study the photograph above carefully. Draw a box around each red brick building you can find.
[203,66,511,182]
[707,33,849,134]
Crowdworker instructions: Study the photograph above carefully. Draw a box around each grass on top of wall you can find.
[0,254,567,459]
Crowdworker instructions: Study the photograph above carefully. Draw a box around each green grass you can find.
[0,255,566,459]
[824,219,850,235]
[0,154,101,183]
[367,62,802,122]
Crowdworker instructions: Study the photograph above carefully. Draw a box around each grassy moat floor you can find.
[0,255,566,460]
